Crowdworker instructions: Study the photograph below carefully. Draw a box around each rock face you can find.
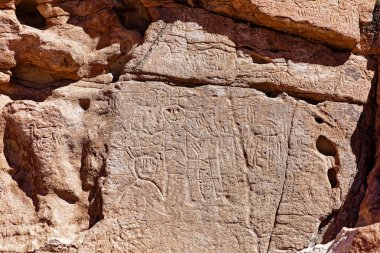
[1,81,366,252]
[301,224,380,253]
[0,0,140,89]
[122,11,373,103]
[0,0,380,252]
[142,0,377,49]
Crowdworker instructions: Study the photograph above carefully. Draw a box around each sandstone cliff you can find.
[0,0,380,252]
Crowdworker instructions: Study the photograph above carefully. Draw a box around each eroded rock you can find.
[0,0,379,252]
[141,0,376,49]
[0,0,141,88]
[0,80,368,252]
[122,10,375,104]
[303,224,380,253]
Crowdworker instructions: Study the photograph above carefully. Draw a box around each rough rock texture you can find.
[0,0,380,252]
[122,7,374,104]
[302,224,380,253]
[141,0,377,49]
[0,0,140,89]
[0,80,368,252]
[355,65,380,228]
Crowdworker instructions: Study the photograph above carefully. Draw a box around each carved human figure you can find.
[117,152,167,224]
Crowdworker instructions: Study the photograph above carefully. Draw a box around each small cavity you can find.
[316,135,337,157]
[79,98,91,111]
[264,91,281,98]
[315,116,324,124]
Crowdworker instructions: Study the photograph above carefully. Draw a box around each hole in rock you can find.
[315,116,324,124]
[89,199,104,228]
[87,176,105,228]
[16,0,46,29]
[114,0,152,34]
[264,91,281,98]
[316,135,337,157]
[108,51,129,82]
[79,98,91,111]
[327,167,339,188]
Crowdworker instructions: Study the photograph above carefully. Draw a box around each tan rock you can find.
[0,82,112,251]
[142,0,376,49]
[0,80,366,252]
[122,12,375,104]
[306,224,380,253]
[0,0,141,88]
[0,1,378,252]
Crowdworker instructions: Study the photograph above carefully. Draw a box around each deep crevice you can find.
[80,141,107,228]
[319,211,339,232]
[321,63,378,243]
[359,0,380,54]
[328,167,339,188]
[87,161,106,228]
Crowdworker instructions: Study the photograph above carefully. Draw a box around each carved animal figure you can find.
[28,121,62,148]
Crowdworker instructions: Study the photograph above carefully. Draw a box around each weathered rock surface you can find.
[0,0,380,252]
[328,224,380,253]
[302,223,380,253]
[0,79,371,252]
[122,9,375,104]
[0,0,140,89]
[141,0,377,49]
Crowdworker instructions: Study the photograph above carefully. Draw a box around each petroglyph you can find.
[28,121,62,148]
[0,0,376,251]
[99,81,362,252]
[123,19,374,104]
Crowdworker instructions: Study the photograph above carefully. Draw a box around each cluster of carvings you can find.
[0,0,379,252]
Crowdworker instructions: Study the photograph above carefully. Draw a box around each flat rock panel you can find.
[87,81,362,252]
